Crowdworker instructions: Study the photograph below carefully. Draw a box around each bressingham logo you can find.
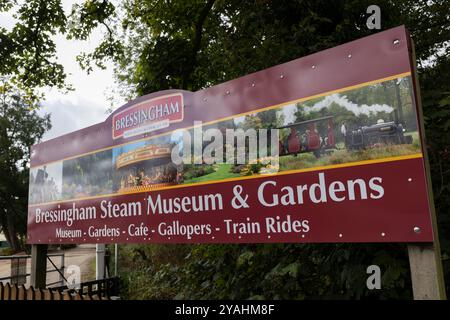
[112,93,184,139]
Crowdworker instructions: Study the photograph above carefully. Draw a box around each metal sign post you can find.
[96,244,106,280]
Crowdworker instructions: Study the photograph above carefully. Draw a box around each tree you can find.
[0,0,69,100]
[0,79,51,251]
[0,0,70,251]
[77,0,449,98]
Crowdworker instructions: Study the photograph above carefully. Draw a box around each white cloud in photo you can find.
[303,93,393,116]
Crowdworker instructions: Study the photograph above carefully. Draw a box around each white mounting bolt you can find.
[381,232,386,237]
[338,233,343,238]
[280,74,284,79]
[413,226,421,233]
[226,90,230,95]
[347,54,352,58]
[393,39,400,45]
[251,83,255,87]
[408,178,412,182]
[311,65,316,69]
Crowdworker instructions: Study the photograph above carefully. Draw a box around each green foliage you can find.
[182,164,215,181]
[239,162,265,176]
[68,0,123,73]
[0,79,51,251]
[0,0,67,249]
[0,0,69,99]
[183,164,240,184]
[420,54,450,295]
[118,243,412,299]
[62,149,113,199]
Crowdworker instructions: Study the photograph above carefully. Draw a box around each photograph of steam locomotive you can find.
[275,76,419,168]
[277,110,412,158]
[180,74,421,183]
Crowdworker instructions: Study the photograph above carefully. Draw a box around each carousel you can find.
[115,143,178,193]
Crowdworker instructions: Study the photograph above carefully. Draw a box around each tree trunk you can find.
[2,208,21,252]
[181,0,216,90]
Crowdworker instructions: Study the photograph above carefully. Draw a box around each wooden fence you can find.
[0,277,120,300]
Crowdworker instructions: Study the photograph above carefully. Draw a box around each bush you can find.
[183,164,215,180]
[0,247,16,256]
[230,164,245,173]
[118,243,412,300]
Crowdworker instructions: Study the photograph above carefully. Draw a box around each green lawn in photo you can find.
[183,163,241,184]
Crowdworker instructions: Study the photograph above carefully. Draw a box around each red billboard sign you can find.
[112,93,183,139]
[27,26,435,245]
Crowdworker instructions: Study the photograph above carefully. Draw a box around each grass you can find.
[279,135,421,172]
[183,163,241,184]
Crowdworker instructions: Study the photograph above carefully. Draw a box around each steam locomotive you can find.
[345,119,413,150]
[277,113,413,157]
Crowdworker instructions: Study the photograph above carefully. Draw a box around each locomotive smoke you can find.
[304,94,394,116]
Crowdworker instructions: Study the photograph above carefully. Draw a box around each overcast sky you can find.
[0,0,125,141]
